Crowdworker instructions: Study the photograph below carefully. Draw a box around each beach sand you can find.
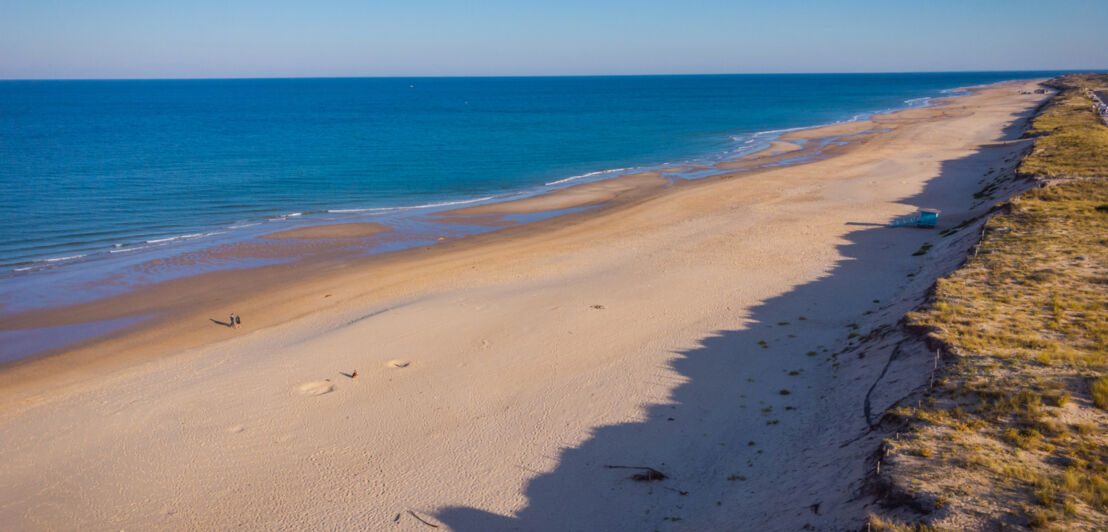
[0,81,1051,530]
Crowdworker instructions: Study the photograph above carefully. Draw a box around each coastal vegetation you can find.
[871,74,1108,530]
[1018,74,1108,179]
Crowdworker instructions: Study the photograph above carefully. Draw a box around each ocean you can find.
[0,72,1065,315]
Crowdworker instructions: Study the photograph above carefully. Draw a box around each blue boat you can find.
[889,209,940,228]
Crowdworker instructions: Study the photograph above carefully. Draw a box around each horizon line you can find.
[1,68,1101,82]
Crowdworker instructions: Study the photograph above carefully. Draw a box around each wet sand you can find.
[261,222,394,240]
[740,140,802,158]
[779,120,877,140]
[0,81,1051,530]
[437,170,670,216]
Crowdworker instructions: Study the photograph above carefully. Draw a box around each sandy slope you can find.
[0,81,1050,531]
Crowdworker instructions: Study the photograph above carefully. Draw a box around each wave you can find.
[7,228,236,272]
[267,210,340,220]
[730,123,820,141]
[40,254,87,263]
[266,212,304,221]
[544,167,635,186]
[606,86,962,175]
[940,88,972,97]
[328,195,498,214]
[145,235,189,244]
[144,231,223,245]
[81,230,227,259]
[722,90,958,151]
[14,253,91,270]
[109,247,142,254]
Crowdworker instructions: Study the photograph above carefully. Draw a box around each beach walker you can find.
[889,208,939,228]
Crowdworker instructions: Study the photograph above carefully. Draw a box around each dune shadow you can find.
[435,102,1039,531]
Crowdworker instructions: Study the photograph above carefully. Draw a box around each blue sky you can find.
[1,0,1105,79]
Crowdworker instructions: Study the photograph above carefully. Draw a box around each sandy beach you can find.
[0,80,1051,530]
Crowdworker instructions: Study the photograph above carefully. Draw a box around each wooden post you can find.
[930,349,939,390]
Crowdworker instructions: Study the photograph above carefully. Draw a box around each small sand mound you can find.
[297,381,335,395]
[386,360,410,368]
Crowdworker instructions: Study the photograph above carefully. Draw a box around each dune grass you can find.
[1018,74,1108,179]
[872,76,1108,531]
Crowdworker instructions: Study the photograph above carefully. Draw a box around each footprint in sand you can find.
[386,360,410,368]
[298,381,335,396]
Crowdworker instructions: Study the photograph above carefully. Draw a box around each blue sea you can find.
[0,72,1065,316]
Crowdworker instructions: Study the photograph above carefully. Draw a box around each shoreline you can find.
[0,81,1034,385]
[0,79,1039,404]
[0,80,1012,364]
[0,116,926,370]
[0,80,1004,315]
[0,79,1053,529]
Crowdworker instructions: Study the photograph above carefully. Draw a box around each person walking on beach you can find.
[230,312,238,329]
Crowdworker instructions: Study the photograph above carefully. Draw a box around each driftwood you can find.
[603,465,668,481]
[407,510,439,528]
[863,341,906,428]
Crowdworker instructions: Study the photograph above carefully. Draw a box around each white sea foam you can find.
[328,196,498,214]
[35,254,87,264]
[137,231,225,246]
[109,246,143,254]
[731,98,926,148]
[146,233,201,244]
[325,207,395,214]
[267,212,304,221]
[731,124,811,141]
[544,167,634,186]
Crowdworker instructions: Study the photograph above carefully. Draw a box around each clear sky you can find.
[1,0,1106,79]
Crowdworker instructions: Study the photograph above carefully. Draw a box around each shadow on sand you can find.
[434,111,1035,531]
